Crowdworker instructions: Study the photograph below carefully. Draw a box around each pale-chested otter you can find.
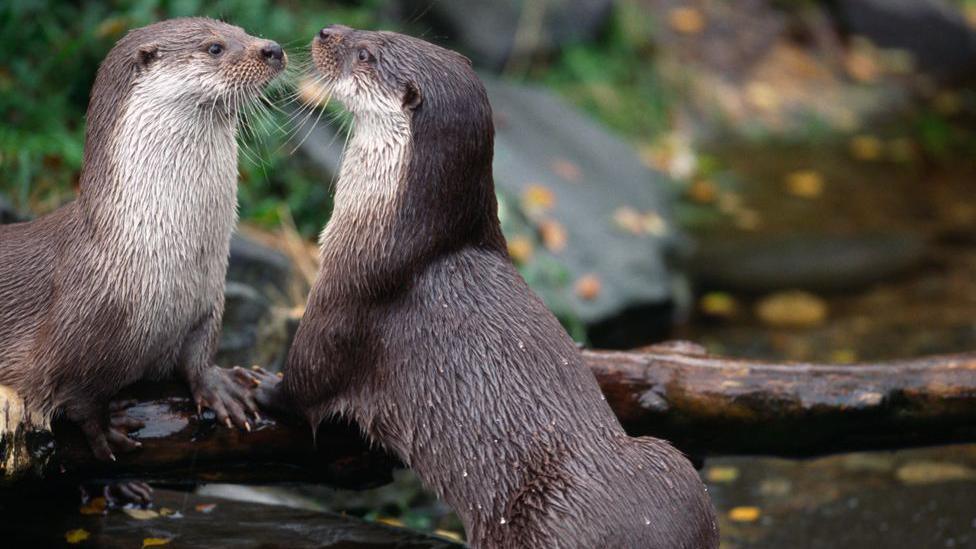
[0,18,286,461]
[241,26,717,548]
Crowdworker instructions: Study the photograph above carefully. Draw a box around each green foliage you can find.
[530,0,672,141]
[0,0,382,235]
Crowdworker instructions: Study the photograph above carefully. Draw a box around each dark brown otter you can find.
[245,26,717,548]
[0,18,286,461]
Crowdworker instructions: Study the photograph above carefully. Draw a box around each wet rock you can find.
[486,76,685,347]
[228,233,293,298]
[833,0,976,81]
[691,232,927,294]
[0,488,464,548]
[391,0,613,68]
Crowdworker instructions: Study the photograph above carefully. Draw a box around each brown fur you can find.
[253,26,718,548]
[0,18,285,460]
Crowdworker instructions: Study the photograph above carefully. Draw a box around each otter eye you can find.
[208,43,224,56]
[357,48,374,63]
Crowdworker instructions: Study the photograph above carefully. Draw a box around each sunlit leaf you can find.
[65,529,90,544]
[142,538,172,548]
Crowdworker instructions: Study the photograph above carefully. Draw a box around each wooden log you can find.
[3,345,975,487]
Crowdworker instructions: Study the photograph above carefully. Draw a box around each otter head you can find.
[80,17,287,195]
[310,26,502,254]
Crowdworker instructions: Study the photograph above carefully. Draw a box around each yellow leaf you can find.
[728,506,762,522]
[521,185,556,214]
[377,517,404,527]
[755,291,828,328]
[65,529,90,544]
[784,170,824,198]
[705,465,740,483]
[142,538,172,548]
[699,293,739,319]
[434,529,464,541]
[507,236,534,263]
[668,7,705,34]
[79,496,107,515]
[538,219,568,252]
[123,508,159,520]
[849,135,883,161]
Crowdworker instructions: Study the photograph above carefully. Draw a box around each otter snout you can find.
[318,24,351,42]
[259,40,286,69]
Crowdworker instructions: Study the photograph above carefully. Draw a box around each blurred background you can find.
[2,0,975,547]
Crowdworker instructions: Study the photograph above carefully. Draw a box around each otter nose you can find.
[261,42,284,62]
[318,24,350,41]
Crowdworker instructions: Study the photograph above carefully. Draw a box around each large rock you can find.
[391,0,613,68]
[486,77,684,347]
[833,0,976,80]
[690,231,927,294]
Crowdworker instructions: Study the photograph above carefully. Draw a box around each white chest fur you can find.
[94,71,239,368]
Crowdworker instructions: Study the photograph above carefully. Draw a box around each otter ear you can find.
[135,44,159,68]
[402,82,422,111]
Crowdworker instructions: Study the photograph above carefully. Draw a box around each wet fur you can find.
[0,18,280,453]
[283,27,718,548]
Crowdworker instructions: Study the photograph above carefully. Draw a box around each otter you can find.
[0,18,286,461]
[242,26,717,548]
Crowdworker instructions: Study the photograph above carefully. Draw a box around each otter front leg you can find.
[178,310,259,430]
[65,399,142,462]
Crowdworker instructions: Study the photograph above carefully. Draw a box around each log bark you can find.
[3,345,975,487]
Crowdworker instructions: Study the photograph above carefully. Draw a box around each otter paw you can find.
[190,366,259,431]
[77,414,141,462]
[88,481,154,508]
[231,366,283,413]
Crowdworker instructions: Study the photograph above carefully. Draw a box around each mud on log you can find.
[3,344,976,487]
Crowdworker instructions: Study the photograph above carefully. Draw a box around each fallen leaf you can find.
[194,503,217,513]
[158,507,176,517]
[538,219,568,252]
[641,212,667,236]
[896,461,976,485]
[686,179,717,204]
[756,291,828,328]
[668,7,705,34]
[377,517,405,527]
[733,209,761,231]
[123,508,160,520]
[79,496,107,515]
[699,293,739,319]
[613,207,643,235]
[434,529,464,542]
[785,170,824,198]
[830,349,858,364]
[142,538,172,548]
[849,135,883,161]
[728,506,762,523]
[507,235,534,263]
[575,274,602,301]
[65,529,90,544]
[521,184,556,214]
[705,465,739,483]
[550,158,582,182]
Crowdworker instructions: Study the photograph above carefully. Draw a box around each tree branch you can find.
[3,345,975,487]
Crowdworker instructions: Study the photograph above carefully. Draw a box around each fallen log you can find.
[2,344,975,487]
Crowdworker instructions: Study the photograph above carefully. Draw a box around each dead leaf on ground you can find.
[142,538,173,548]
[194,503,217,514]
[79,496,107,515]
[65,529,90,544]
[756,291,828,328]
[728,506,762,523]
[668,7,705,34]
[123,508,160,520]
[575,274,602,301]
[785,170,824,198]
